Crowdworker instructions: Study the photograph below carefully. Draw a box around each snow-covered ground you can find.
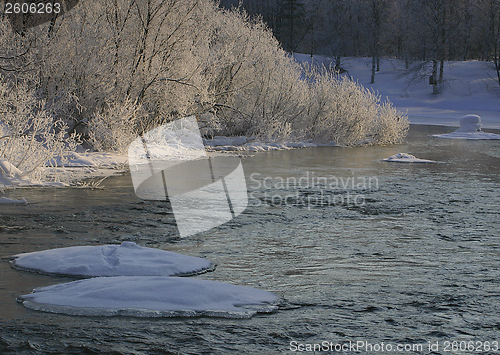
[294,54,500,129]
[0,151,128,190]
[204,136,319,151]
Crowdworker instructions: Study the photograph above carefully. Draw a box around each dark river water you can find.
[0,125,499,354]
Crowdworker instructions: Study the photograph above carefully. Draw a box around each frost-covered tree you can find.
[0,17,79,181]
[2,0,408,153]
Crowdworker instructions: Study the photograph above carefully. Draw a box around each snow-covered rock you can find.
[0,159,22,176]
[19,276,278,318]
[433,114,500,139]
[0,159,23,186]
[13,241,214,277]
[456,114,482,132]
[383,153,436,163]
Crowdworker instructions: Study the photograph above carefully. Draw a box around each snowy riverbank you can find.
[2,56,500,189]
[294,54,500,129]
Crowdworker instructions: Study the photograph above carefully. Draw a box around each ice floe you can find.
[19,276,278,318]
[433,130,500,140]
[13,241,214,277]
[0,196,28,204]
[383,153,436,163]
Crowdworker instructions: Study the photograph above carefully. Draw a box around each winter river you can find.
[0,125,499,354]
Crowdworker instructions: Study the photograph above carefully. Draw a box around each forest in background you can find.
[221,0,500,88]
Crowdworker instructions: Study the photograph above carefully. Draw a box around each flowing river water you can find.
[0,125,499,354]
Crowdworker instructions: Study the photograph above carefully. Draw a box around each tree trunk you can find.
[371,56,376,84]
[495,56,500,86]
[335,55,341,72]
[438,60,444,84]
[492,0,500,86]
[432,60,439,94]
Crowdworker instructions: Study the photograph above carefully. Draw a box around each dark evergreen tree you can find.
[276,0,306,51]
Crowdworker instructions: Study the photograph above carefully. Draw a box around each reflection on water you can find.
[0,125,499,354]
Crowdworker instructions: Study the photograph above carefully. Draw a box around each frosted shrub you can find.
[25,0,408,148]
[0,81,78,181]
[199,9,308,141]
[370,101,409,145]
[88,99,142,153]
[302,67,408,145]
[175,7,407,145]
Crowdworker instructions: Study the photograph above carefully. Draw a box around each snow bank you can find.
[203,136,319,151]
[47,151,128,168]
[433,115,500,140]
[13,242,214,277]
[383,153,436,163]
[129,118,206,167]
[204,136,244,147]
[47,152,97,167]
[19,276,278,318]
[2,151,128,188]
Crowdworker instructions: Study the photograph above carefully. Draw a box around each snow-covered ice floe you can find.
[433,115,500,140]
[383,153,436,163]
[12,241,214,277]
[433,131,500,140]
[0,197,28,204]
[19,276,278,318]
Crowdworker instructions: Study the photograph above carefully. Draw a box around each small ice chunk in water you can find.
[0,197,28,204]
[383,153,436,163]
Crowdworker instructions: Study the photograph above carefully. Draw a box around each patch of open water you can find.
[0,125,499,354]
